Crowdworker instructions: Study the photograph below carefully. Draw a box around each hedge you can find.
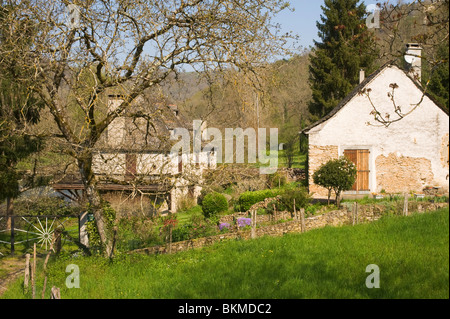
[237,189,284,212]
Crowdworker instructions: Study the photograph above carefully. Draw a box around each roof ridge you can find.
[302,62,448,134]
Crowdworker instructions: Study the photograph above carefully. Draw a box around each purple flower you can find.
[237,218,252,228]
[219,223,231,231]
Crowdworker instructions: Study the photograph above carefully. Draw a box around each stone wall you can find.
[131,202,448,256]
[308,145,339,197]
[375,153,435,193]
[219,196,295,226]
[277,168,306,183]
[219,211,294,226]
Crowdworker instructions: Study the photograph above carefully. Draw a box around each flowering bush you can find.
[162,217,178,230]
[237,218,252,228]
[312,156,357,207]
[219,222,231,231]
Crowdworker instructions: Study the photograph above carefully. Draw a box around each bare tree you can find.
[366,0,449,126]
[0,0,293,256]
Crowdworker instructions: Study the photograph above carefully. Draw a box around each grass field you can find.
[2,208,448,299]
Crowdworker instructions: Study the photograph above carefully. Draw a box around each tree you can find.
[0,2,44,223]
[309,0,378,118]
[367,0,449,126]
[279,121,299,168]
[313,156,357,207]
[0,0,293,257]
[426,42,449,111]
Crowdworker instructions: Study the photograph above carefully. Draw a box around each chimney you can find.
[405,43,422,84]
[359,69,365,84]
[108,94,125,112]
[107,94,125,147]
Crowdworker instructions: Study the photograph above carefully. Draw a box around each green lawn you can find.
[2,208,448,299]
[249,150,306,169]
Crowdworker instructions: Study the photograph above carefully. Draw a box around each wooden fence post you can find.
[32,243,36,299]
[300,208,305,233]
[24,254,30,292]
[41,231,60,299]
[403,193,409,216]
[352,202,359,225]
[352,203,355,225]
[169,224,172,254]
[50,286,61,299]
[251,210,257,239]
[10,216,14,256]
[293,199,297,221]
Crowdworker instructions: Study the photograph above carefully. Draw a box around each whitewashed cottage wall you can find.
[307,65,449,197]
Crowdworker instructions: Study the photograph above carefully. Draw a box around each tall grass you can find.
[2,208,448,299]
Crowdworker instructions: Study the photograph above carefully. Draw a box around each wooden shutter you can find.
[344,149,370,192]
[357,150,370,191]
[125,154,137,181]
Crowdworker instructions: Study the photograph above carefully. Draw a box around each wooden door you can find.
[125,154,137,181]
[344,149,370,191]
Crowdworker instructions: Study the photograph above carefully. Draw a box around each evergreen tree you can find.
[309,0,378,118]
[425,42,449,112]
[0,3,43,213]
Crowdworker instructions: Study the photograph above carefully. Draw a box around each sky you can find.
[273,0,406,51]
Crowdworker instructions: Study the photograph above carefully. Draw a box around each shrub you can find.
[172,216,218,241]
[116,217,162,251]
[238,189,283,212]
[171,225,191,242]
[201,192,228,218]
[313,156,357,207]
[278,187,311,212]
[13,196,81,216]
[86,202,117,253]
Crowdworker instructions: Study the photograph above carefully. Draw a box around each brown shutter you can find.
[125,154,137,181]
[358,150,370,191]
[344,149,370,192]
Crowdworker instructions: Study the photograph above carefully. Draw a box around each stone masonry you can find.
[131,202,448,256]
[308,145,339,197]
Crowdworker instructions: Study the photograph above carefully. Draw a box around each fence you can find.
[0,215,80,256]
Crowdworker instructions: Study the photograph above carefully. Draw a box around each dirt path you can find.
[0,257,25,297]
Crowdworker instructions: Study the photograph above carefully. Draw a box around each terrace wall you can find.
[131,202,448,256]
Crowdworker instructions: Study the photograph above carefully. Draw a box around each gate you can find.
[0,215,80,256]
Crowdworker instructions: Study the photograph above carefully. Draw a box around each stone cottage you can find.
[302,59,449,198]
[54,93,216,213]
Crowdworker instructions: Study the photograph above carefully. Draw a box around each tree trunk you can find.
[6,197,13,230]
[335,191,341,208]
[77,154,114,257]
